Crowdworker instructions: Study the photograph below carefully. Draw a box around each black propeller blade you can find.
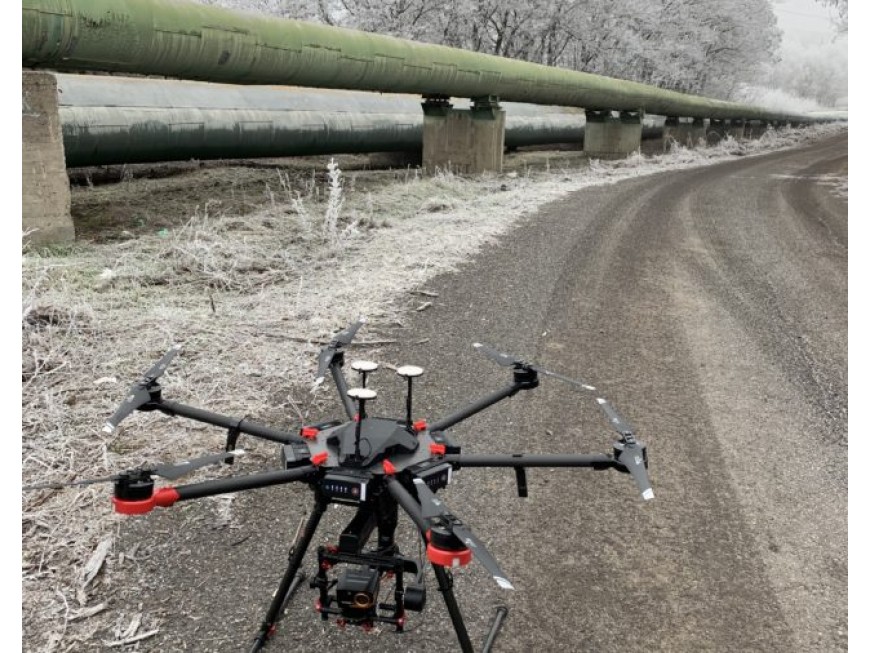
[472,342,597,391]
[152,450,245,480]
[596,398,653,501]
[22,450,244,491]
[413,478,514,590]
[596,396,634,437]
[313,318,366,385]
[23,475,119,492]
[103,344,182,433]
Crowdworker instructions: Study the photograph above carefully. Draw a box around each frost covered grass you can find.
[21,122,846,651]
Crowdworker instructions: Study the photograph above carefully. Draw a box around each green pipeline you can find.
[24,0,825,123]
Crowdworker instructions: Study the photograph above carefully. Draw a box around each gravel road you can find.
[114,133,847,653]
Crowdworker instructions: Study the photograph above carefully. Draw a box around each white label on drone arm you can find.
[642,489,655,501]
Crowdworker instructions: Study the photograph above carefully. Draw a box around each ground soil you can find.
[23,131,846,652]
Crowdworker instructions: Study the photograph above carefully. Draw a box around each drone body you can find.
[30,319,652,652]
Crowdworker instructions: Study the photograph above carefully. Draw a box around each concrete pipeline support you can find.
[23,71,74,246]
[662,117,708,151]
[584,110,644,159]
[421,95,506,173]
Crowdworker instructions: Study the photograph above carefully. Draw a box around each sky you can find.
[772,0,847,48]
[767,0,849,109]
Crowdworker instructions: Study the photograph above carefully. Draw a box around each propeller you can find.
[472,342,597,391]
[412,478,514,590]
[103,344,182,433]
[23,450,244,491]
[313,318,366,386]
[473,342,653,501]
[596,398,653,501]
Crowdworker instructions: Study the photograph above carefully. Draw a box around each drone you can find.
[25,319,653,652]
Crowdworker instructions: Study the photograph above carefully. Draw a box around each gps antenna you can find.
[396,365,424,426]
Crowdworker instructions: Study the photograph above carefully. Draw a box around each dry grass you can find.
[21,124,846,651]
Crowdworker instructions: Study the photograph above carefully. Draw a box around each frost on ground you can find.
[21,124,846,651]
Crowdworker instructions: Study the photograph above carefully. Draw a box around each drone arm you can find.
[444,453,616,469]
[384,477,427,533]
[428,379,533,434]
[155,399,305,445]
[329,357,356,419]
[113,465,319,515]
[172,465,319,501]
[443,453,654,501]
[385,478,478,652]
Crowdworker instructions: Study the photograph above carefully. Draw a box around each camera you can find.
[335,566,380,620]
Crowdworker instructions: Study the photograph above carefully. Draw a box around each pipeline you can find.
[23,0,832,124]
[58,74,662,168]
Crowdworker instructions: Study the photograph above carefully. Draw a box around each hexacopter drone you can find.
[26,319,653,652]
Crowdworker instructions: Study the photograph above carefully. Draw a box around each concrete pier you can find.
[707,118,729,145]
[662,116,707,150]
[422,95,506,173]
[728,119,747,140]
[747,120,770,139]
[584,109,643,159]
[22,71,74,246]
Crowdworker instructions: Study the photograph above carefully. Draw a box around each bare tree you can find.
[816,0,847,32]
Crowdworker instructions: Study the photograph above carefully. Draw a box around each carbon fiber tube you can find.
[175,465,318,501]
[156,399,303,445]
[444,454,616,468]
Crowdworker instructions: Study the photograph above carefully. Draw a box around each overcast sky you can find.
[772,0,847,50]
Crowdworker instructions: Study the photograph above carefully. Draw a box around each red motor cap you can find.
[426,542,472,568]
[300,426,320,439]
[311,452,329,466]
[382,459,397,475]
[112,496,155,515]
[429,443,446,456]
[413,419,427,433]
[112,487,180,515]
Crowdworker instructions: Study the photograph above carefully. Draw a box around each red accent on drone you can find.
[300,426,320,439]
[311,452,329,466]
[426,542,472,567]
[112,496,155,515]
[154,487,180,507]
[112,486,180,515]
[382,459,397,475]
[413,419,427,432]
[430,443,446,456]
